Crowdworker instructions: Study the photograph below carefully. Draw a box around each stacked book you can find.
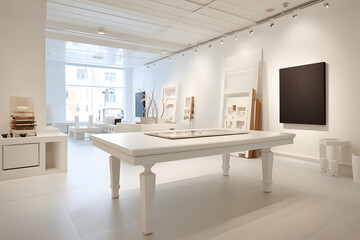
[10,111,37,137]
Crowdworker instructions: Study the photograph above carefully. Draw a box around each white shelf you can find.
[0,132,67,181]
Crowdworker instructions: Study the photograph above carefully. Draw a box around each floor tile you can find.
[0,193,66,225]
[0,175,58,203]
[0,211,82,240]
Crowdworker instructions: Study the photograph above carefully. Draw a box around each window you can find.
[77,69,87,80]
[65,65,124,122]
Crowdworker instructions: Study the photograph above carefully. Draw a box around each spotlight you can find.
[292,12,298,18]
[208,44,212,48]
[270,19,275,28]
[182,52,185,57]
[249,28,254,34]
[235,35,238,40]
[97,28,105,35]
[220,39,224,44]
[194,47,198,52]
[323,2,330,8]
[146,65,150,69]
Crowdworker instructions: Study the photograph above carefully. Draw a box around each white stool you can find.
[319,138,351,176]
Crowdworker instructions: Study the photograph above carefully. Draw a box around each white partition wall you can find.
[0,0,47,134]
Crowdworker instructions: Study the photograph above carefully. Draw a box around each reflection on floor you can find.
[0,137,360,240]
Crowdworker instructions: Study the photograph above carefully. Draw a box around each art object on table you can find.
[220,49,263,158]
[183,96,194,126]
[145,129,248,139]
[280,62,326,125]
[135,91,146,118]
[9,96,37,137]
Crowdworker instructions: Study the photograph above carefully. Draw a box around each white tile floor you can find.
[1,138,360,240]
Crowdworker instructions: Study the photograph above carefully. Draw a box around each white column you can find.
[109,155,121,198]
[222,153,230,176]
[140,164,156,235]
[262,148,273,193]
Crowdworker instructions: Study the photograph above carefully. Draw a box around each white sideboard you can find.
[113,122,186,133]
[0,133,67,180]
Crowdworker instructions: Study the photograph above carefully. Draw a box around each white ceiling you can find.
[46,0,317,68]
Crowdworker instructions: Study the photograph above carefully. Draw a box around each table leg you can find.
[222,153,230,176]
[109,156,120,198]
[262,148,273,193]
[140,164,156,235]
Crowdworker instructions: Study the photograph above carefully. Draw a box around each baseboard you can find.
[273,151,319,163]
[273,151,353,175]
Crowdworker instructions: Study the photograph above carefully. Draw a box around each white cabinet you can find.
[3,144,39,170]
[0,133,67,180]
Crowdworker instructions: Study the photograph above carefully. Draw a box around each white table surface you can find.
[91,129,295,164]
[90,129,295,235]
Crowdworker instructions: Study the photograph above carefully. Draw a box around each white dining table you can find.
[90,129,295,235]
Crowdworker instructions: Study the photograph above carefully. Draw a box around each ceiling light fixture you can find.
[283,2,290,8]
[146,65,150,69]
[161,50,167,54]
[235,35,238,40]
[323,2,330,8]
[220,39,224,44]
[97,28,105,35]
[181,52,185,57]
[249,27,254,34]
[292,10,298,18]
[208,44,212,48]
[270,19,275,28]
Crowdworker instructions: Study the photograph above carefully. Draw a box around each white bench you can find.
[68,126,99,140]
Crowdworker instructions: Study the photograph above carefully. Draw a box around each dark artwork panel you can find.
[135,91,145,117]
[280,62,326,125]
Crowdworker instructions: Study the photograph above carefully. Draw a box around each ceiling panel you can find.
[47,12,162,36]
[150,0,201,12]
[47,2,169,31]
[46,0,319,67]
[209,1,267,21]
[195,7,254,25]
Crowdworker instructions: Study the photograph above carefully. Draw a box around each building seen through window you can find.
[65,65,124,122]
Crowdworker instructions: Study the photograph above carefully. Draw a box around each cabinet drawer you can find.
[3,144,39,170]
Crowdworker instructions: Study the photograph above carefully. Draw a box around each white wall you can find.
[0,0,47,133]
[132,0,360,162]
[46,61,66,122]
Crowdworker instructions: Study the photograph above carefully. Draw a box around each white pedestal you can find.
[319,138,351,176]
